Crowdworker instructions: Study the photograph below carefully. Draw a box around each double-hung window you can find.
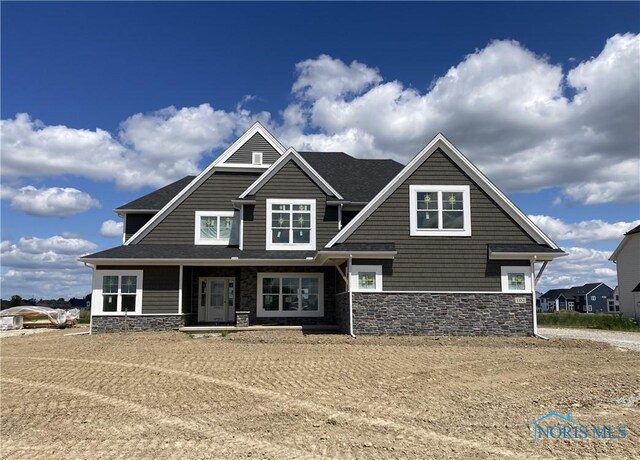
[266,199,315,250]
[409,185,471,236]
[93,270,143,315]
[195,211,238,245]
[257,273,323,317]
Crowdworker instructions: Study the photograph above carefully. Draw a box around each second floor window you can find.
[195,211,238,245]
[409,185,471,236]
[266,199,315,250]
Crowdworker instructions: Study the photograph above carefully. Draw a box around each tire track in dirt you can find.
[5,356,528,459]
[1,376,329,460]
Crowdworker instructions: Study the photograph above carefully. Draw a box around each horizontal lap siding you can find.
[96,265,180,314]
[243,162,338,250]
[345,149,535,291]
[142,266,180,314]
[226,133,281,164]
[139,172,261,244]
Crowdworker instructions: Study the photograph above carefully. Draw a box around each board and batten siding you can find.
[138,172,261,244]
[225,133,281,164]
[243,161,339,250]
[344,149,536,291]
[96,265,180,314]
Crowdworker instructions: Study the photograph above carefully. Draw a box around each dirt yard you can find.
[1,328,639,459]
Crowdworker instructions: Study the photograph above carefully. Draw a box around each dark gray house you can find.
[80,123,566,335]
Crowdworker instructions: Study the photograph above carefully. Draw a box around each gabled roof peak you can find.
[239,147,343,199]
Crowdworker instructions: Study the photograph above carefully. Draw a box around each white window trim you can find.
[195,211,236,245]
[500,266,532,293]
[92,270,143,316]
[351,265,383,292]
[409,185,471,236]
[252,151,263,165]
[257,272,324,317]
[266,199,316,251]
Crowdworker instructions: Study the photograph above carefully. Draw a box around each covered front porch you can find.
[179,264,348,329]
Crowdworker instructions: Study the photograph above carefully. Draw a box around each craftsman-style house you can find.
[80,123,566,335]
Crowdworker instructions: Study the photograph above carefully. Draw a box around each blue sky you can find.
[2,2,639,299]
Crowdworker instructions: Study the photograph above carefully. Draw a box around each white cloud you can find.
[1,104,269,191]
[279,34,640,205]
[529,215,640,243]
[1,34,638,204]
[536,246,617,292]
[0,235,97,299]
[1,185,100,217]
[292,55,383,101]
[100,219,123,237]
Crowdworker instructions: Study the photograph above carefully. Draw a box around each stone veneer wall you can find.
[351,292,533,336]
[92,315,186,333]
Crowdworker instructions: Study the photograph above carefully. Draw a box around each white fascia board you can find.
[239,148,343,199]
[326,133,560,249]
[79,258,323,266]
[316,251,397,260]
[125,122,285,245]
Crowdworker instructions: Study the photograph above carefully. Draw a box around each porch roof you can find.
[487,243,566,261]
[80,242,397,265]
[81,245,315,262]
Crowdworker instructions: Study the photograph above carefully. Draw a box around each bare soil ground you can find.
[1,328,639,459]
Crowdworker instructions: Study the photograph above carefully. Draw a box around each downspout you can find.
[348,255,355,337]
[531,257,548,340]
[83,262,95,335]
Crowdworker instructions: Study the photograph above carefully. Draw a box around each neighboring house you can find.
[610,224,640,320]
[539,283,613,313]
[566,283,613,313]
[80,123,566,335]
[539,289,574,312]
[608,286,620,313]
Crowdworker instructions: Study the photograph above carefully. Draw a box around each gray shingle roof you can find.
[626,224,640,235]
[487,243,564,254]
[540,288,571,300]
[81,245,316,260]
[116,176,195,211]
[299,152,404,202]
[322,243,396,252]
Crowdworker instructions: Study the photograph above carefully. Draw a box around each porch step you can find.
[179,324,340,333]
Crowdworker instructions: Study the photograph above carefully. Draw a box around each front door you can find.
[198,277,235,323]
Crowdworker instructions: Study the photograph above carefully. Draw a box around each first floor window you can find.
[195,211,238,245]
[409,185,471,236]
[93,270,143,314]
[266,199,315,250]
[500,266,532,293]
[258,273,323,316]
[351,265,383,292]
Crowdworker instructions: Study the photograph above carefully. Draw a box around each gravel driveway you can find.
[538,327,640,351]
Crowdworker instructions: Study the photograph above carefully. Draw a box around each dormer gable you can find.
[239,147,343,199]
